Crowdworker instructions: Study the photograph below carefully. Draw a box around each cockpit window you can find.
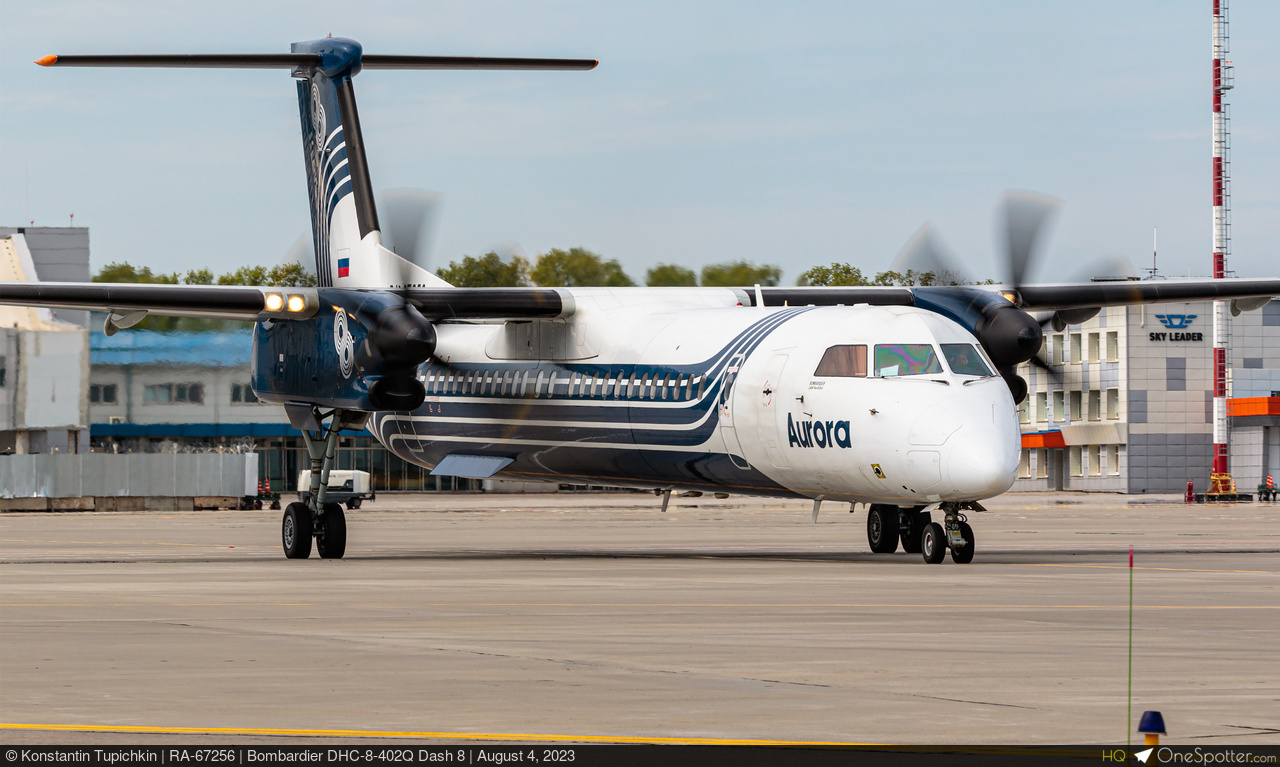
[942,343,993,376]
[873,344,942,376]
[814,345,867,377]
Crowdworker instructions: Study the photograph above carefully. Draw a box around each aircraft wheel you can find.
[282,502,312,559]
[317,502,347,560]
[900,508,927,554]
[921,522,947,564]
[867,505,900,553]
[950,521,975,564]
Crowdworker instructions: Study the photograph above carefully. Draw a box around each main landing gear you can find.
[281,406,367,560]
[865,502,980,564]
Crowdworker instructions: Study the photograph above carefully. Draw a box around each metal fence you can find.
[0,453,258,498]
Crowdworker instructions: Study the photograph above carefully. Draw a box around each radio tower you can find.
[1211,0,1234,489]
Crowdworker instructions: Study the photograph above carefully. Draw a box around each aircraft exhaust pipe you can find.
[368,374,426,412]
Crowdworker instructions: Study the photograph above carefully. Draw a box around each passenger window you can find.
[814,345,867,377]
[941,344,993,376]
[873,344,942,376]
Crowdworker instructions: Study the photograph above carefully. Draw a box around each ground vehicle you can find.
[298,470,374,510]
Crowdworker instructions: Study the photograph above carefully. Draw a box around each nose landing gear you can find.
[281,406,366,560]
[919,503,978,564]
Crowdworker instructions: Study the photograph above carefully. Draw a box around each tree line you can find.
[88,250,971,331]
[435,247,962,288]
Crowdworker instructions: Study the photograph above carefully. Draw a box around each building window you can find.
[1069,391,1082,421]
[1088,445,1102,476]
[1069,333,1082,364]
[89,384,118,404]
[144,383,203,404]
[1018,449,1032,478]
[1036,449,1048,479]
[1036,392,1048,422]
[1069,446,1083,476]
[231,384,260,403]
[0,355,6,387]
[1088,333,1100,364]
[1018,398,1030,424]
[1106,331,1119,362]
[1051,335,1065,365]
[1106,388,1120,420]
[1107,444,1121,475]
[1088,390,1101,421]
[1053,390,1065,422]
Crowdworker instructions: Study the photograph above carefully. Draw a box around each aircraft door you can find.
[719,353,750,469]
[756,353,791,470]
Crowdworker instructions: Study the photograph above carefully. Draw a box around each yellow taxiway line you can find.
[0,722,876,746]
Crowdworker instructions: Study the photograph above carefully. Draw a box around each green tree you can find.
[217,265,269,286]
[795,262,872,286]
[93,262,179,284]
[91,260,318,332]
[699,260,782,288]
[265,262,318,287]
[436,252,531,287]
[183,268,214,285]
[645,263,698,287]
[532,247,635,287]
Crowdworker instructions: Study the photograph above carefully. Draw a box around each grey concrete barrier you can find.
[0,453,258,499]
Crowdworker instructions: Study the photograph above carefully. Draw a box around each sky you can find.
[2,0,1278,286]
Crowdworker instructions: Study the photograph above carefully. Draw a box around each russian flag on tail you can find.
[337,257,350,278]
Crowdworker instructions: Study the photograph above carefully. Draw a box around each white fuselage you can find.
[370,287,1021,504]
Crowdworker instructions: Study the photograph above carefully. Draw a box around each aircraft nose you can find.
[947,428,1018,498]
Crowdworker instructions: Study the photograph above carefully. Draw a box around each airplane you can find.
[6,37,1280,564]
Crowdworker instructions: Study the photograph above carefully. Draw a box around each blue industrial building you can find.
[88,328,477,492]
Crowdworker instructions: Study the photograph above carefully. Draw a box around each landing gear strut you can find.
[919,502,980,565]
[281,406,367,560]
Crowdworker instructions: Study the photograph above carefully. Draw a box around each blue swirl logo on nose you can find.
[1155,314,1196,329]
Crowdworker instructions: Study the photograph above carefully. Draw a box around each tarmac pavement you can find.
[1,492,1277,745]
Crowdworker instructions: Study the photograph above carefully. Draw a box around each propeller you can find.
[1000,190,1061,289]
[277,189,448,410]
[889,224,970,285]
[281,233,316,277]
[364,189,449,409]
[893,191,1066,403]
[379,188,443,278]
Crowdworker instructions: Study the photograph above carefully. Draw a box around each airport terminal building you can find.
[1012,297,1280,494]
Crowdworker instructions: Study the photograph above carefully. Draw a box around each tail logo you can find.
[334,310,355,378]
[310,82,327,140]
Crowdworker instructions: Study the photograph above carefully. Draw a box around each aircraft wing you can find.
[758,278,1280,311]
[0,282,572,325]
[0,282,289,321]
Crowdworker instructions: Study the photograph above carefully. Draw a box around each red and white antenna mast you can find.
[1211,0,1234,482]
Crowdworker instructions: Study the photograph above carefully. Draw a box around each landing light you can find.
[264,293,285,312]
[286,294,306,312]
